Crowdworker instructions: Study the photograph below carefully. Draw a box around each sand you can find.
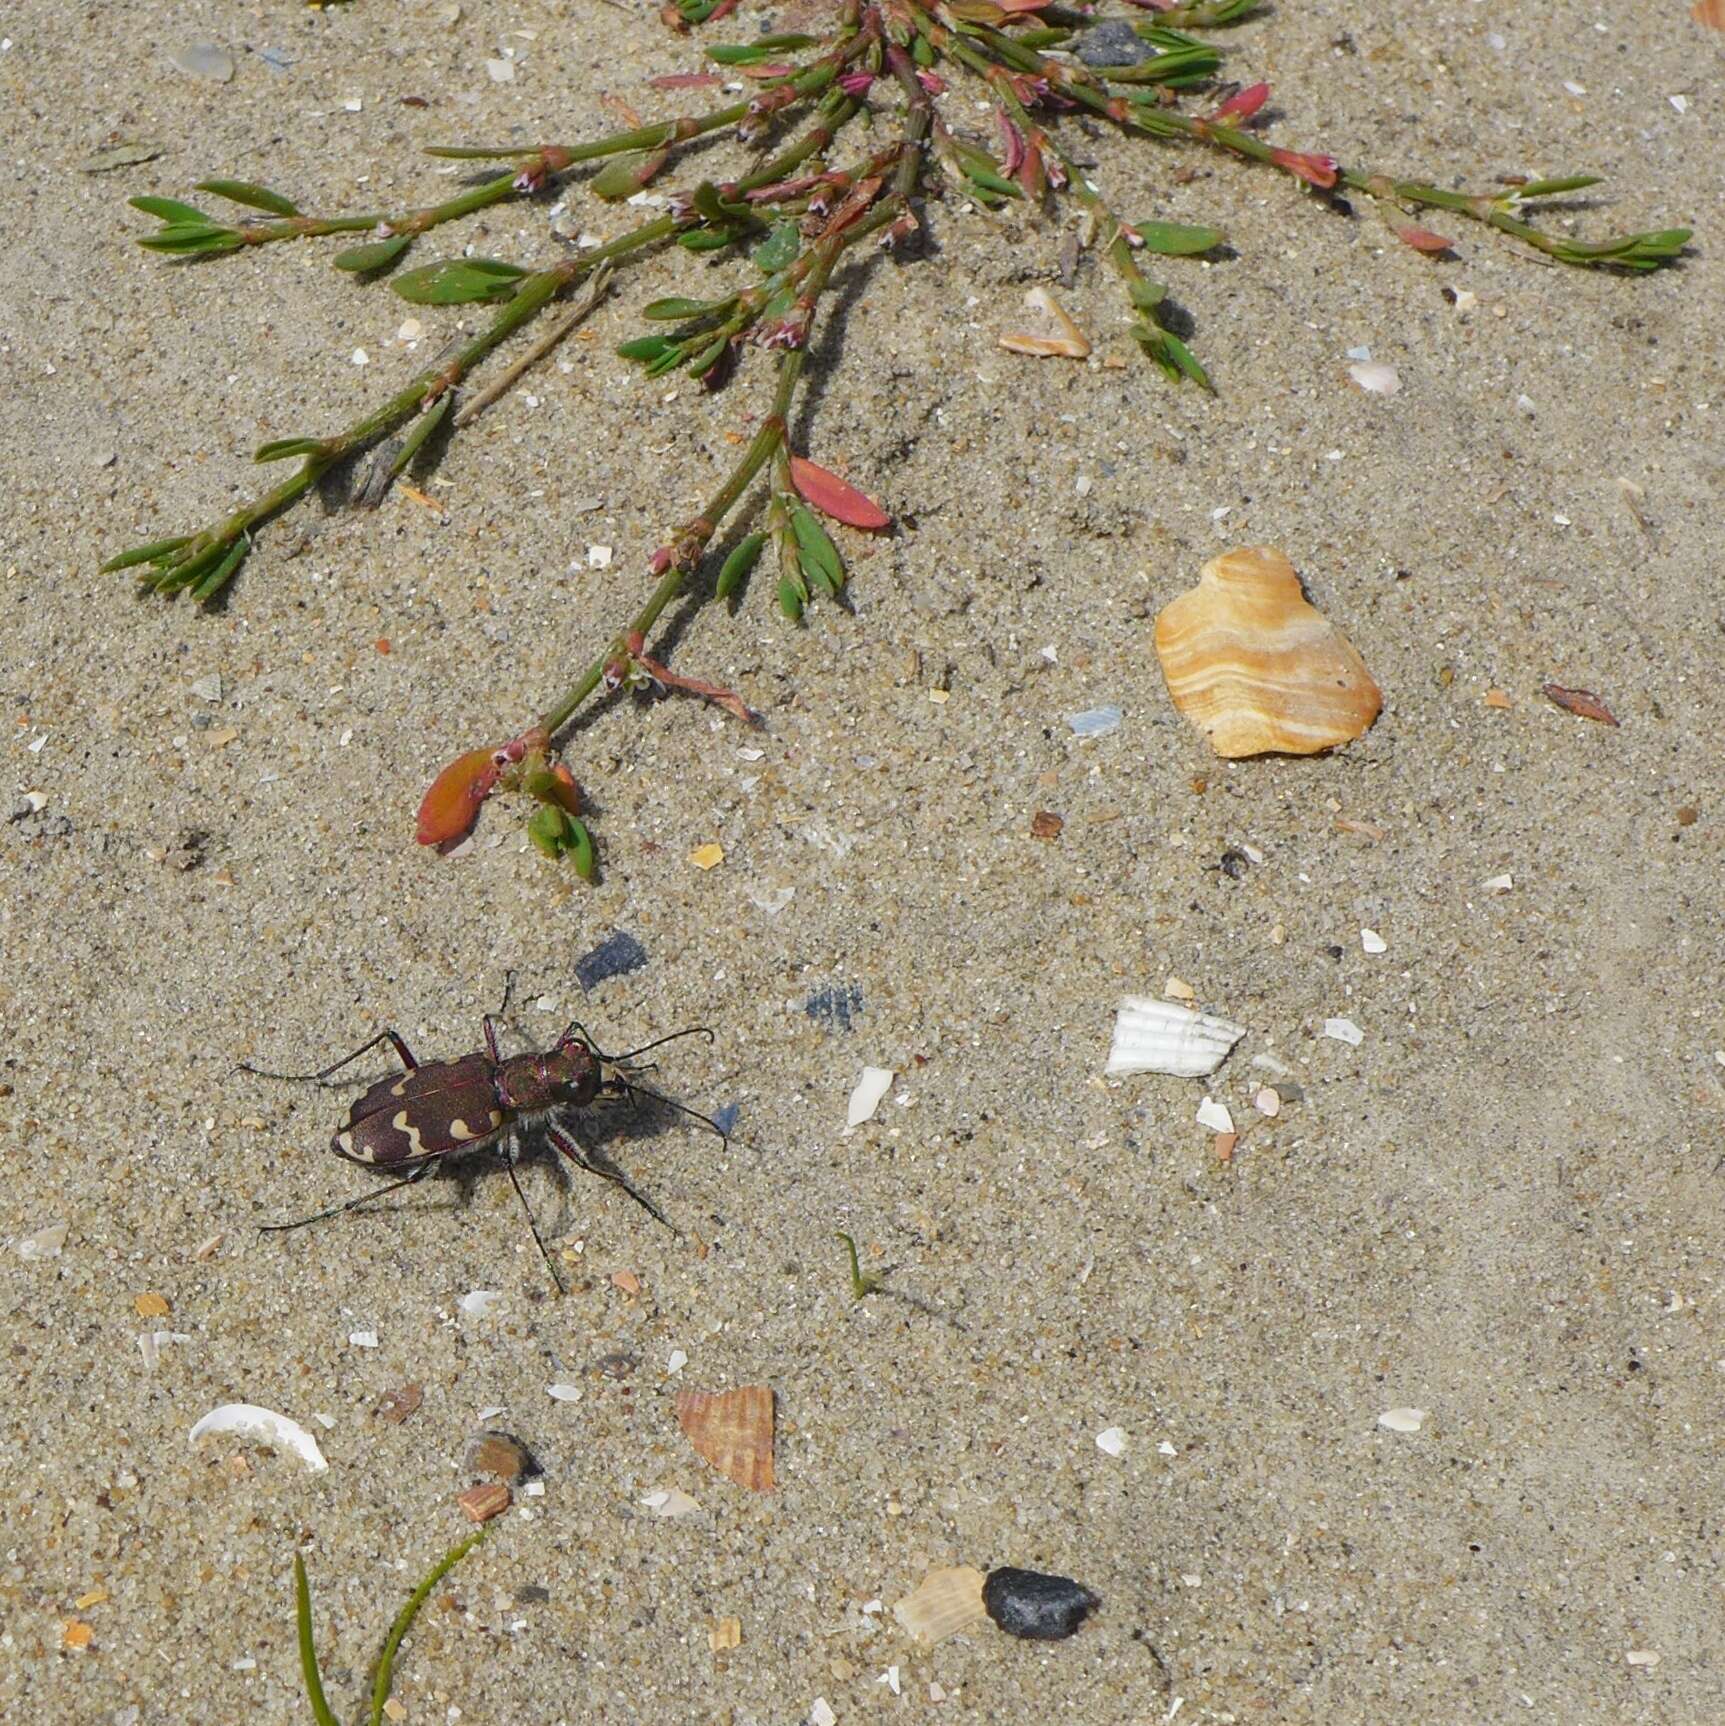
[3,0,1722,1720]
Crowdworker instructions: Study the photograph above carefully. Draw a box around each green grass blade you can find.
[101,534,191,573]
[368,1529,487,1726]
[197,179,302,217]
[293,1555,340,1726]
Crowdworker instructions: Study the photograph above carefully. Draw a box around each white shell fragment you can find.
[545,1380,582,1402]
[189,1403,329,1472]
[16,1219,69,1260]
[1360,928,1387,954]
[1482,873,1514,894]
[1106,997,1246,1079]
[1066,705,1122,738]
[847,1066,895,1127]
[1253,1086,1282,1119]
[1095,1426,1128,1457]
[1322,1017,1364,1046]
[1347,360,1401,396]
[1195,1097,1234,1134]
[1378,1407,1426,1434]
[639,1486,700,1517]
[458,1289,502,1318]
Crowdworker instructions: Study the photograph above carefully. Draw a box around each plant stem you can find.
[292,1554,340,1726]
[368,1529,488,1726]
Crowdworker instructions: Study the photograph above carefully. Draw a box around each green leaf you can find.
[1134,322,1214,391]
[1128,276,1167,313]
[965,168,1024,202]
[147,541,227,594]
[392,258,529,305]
[137,224,243,254]
[642,295,729,321]
[751,220,802,274]
[422,145,540,160]
[677,228,737,253]
[591,150,666,202]
[707,34,818,64]
[716,531,767,604]
[617,334,673,363]
[392,394,452,471]
[368,1531,488,1726]
[294,1557,340,1726]
[130,194,212,225]
[192,536,250,602]
[776,576,805,621]
[1130,220,1226,256]
[196,179,301,217]
[789,505,844,595]
[690,181,751,224]
[687,337,729,375]
[333,234,413,274]
[645,345,688,378]
[1512,174,1604,200]
[254,437,328,464]
[101,535,191,573]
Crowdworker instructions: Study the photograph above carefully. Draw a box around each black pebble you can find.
[982,1567,1100,1641]
[1073,21,1153,68]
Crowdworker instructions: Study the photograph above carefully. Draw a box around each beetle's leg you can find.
[500,1134,566,1297]
[241,1027,418,1084]
[546,1121,677,1233]
[483,1015,504,1064]
[258,1158,434,1233]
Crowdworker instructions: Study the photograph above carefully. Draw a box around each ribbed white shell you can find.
[1105,997,1247,1078]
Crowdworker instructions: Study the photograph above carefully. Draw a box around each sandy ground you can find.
[2,1,1722,1721]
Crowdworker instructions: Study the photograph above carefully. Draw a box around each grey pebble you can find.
[983,1567,1100,1640]
[1073,23,1154,69]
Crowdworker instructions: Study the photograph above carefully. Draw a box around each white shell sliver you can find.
[188,1403,329,1472]
[1106,997,1247,1078]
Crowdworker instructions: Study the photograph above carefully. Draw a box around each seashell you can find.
[188,1403,328,1472]
[464,1429,540,1483]
[675,1384,775,1491]
[892,1566,989,1643]
[1106,997,1246,1079]
[1154,547,1382,757]
[982,1567,1100,1641]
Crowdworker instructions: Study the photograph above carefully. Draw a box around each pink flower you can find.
[916,70,947,96]
[996,111,1027,177]
[1269,147,1339,189]
[838,71,876,97]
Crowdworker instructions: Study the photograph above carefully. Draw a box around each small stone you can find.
[1253,1086,1282,1118]
[690,842,724,870]
[456,1482,512,1524]
[17,1219,68,1260]
[169,42,236,82]
[191,673,222,703]
[1073,20,1153,67]
[382,1698,409,1723]
[134,1292,171,1318]
[982,1567,1100,1641]
[465,1430,539,1482]
[1322,1017,1364,1047]
[1095,1425,1127,1457]
[709,1616,742,1652]
[1030,810,1064,841]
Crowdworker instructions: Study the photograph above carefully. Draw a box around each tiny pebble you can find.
[351,348,369,367]
[1072,20,1154,68]
[667,1349,688,1375]
[348,1329,379,1349]
[465,1430,539,1482]
[1322,1017,1364,1047]
[587,545,613,569]
[17,1220,68,1260]
[690,842,724,870]
[1348,361,1401,396]
[1627,1650,1662,1667]
[809,1700,838,1726]
[982,1567,1100,1641]
[1482,873,1514,894]
[191,673,222,703]
[485,57,517,83]
[457,1482,512,1524]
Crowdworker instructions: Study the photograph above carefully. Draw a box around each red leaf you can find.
[416,746,501,846]
[1212,81,1269,123]
[1269,147,1339,189]
[1543,683,1619,727]
[788,456,891,531]
[646,72,724,90]
[1392,222,1454,254]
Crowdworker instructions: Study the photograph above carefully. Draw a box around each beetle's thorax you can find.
[494,1042,600,1113]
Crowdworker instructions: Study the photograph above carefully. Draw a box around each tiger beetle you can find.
[243,982,719,1294]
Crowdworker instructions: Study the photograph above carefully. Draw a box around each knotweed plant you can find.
[108,0,1689,869]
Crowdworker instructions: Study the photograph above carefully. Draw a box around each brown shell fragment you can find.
[1154,547,1382,757]
[464,1429,540,1483]
[1542,682,1619,726]
[456,1482,512,1524]
[674,1384,775,1492]
[892,1566,990,1643]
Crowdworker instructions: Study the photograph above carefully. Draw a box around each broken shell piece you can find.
[1322,1017,1364,1046]
[188,1403,329,1473]
[639,1486,701,1517]
[982,1567,1100,1641]
[1378,1407,1426,1433]
[675,1385,775,1491]
[892,1566,989,1643]
[1195,1097,1234,1134]
[999,287,1091,359]
[457,1482,512,1524]
[1154,547,1382,758]
[1253,1086,1282,1119]
[847,1065,894,1127]
[1106,997,1246,1079]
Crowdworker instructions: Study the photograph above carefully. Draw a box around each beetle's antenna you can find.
[607,1025,716,1065]
[621,1080,730,1142]
[259,1161,434,1233]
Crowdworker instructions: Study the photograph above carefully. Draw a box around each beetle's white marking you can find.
[337,1130,372,1163]
[449,1118,472,1142]
[391,1077,410,1097]
[390,1110,427,1157]
[487,1109,503,1132]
